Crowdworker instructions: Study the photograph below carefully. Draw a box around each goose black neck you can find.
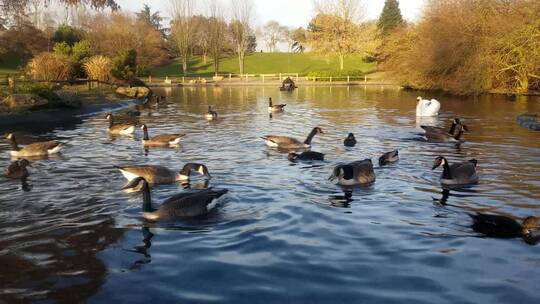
[141,185,155,212]
[304,128,318,145]
[142,127,149,140]
[269,98,273,106]
[441,159,452,179]
[108,117,114,128]
[8,137,20,151]
[448,122,457,134]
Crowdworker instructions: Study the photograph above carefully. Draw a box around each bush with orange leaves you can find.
[27,52,72,81]
[83,55,112,82]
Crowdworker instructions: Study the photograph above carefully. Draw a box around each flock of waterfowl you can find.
[2,95,538,243]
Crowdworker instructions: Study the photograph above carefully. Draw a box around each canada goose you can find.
[5,158,31,179]
[424,124,468,142]
[432,156,478,185]
[124,177,228,220]
[5,133,62,157]
[416,96,440,117]
[421,118,461,135]
[329,159,376,186]
[115,163,211,184]
[205,106,218,120]
[469,213,539,239]
[268,97,286,112]
[106,114,136,135]
[379,150,399,166]
[140,124,185,146]
[288,151,325,161]
[262,127,324,150]
[343,133,357,147]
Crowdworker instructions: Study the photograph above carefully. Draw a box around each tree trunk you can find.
[203,53,207,64]
[182,58,188,76]
[214,56,220,76]
[339,54,344,70]
[238,52,245,75]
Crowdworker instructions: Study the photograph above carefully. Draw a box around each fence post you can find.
[148,76,152,83]
[347,75,350,83]
[296,73,298,82]
[279,73,282,81]
[229,73,232,81]
[262,75,265,83]
[246,74,248,82]
[330,76,332,82]
[182,76,185,83]
[364,75,367,83]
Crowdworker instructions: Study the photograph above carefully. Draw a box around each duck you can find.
[115,163,211,185]
[5,133,62,157]
[469,213,539,239]
[106,114,136,135]
[140,124,185,147]
[329,159,376,186]
[262,127,324,150]
[379,150,399,166]
[343,133,357,147]
[421,118,462,135]
[205,106,218,120]
[416,96,440,117]
[432,156,478,185]
[424,124,468,142]
[124,177,228,220]
[288,151,325,161]
[5,158,31,179]
[268,97,286,112]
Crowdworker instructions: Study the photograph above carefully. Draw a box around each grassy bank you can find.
[153,53,376,77]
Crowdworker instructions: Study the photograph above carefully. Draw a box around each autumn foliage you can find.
[380,0,540,94]
[28,53,72,81]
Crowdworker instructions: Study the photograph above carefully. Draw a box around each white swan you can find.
[416,96,440,117]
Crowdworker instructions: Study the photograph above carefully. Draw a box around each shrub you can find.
[111,49,137,80]
[84,55,112,82]
[28,52,72,81]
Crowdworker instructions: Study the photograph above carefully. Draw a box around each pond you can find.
[1,86,539,303]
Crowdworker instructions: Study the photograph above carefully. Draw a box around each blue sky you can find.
[116,0,426,27]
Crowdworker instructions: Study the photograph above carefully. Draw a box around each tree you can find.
[170,0,194,75]
[377,0,404,35]
[206,0,227,76]
[308,14,360,70]
[291,27,308,52]
[52,25,82,46]
[262,20,286,52]
[111,49,137,80]
[136,4,165,38]
[84,12,168,68]
[230,0,254,75]
[192,15,210,64]
[0,21,48,59]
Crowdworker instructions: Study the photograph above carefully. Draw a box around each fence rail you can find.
[146,73,384,85]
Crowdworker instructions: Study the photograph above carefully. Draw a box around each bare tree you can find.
[262,20,286,52]
[230,0,254,75]
[207,0,225,76]
[170,0,194,75]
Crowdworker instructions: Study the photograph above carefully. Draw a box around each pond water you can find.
[1,86,540,303]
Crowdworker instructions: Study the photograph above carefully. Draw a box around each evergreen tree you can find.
[377,0,404,35]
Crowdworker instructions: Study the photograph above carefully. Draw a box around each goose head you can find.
[346,133,355,140]
[5,133,14,140]
[417,96,422,102]
[522,216,539,236]
[313,127,324,135]
[18,158,31,168]
[106,114,113,120]
[140,124,148,131]
[268,97,272,106]
[328,164,353,182]
[432,156,447,170]
[179,163,211,179]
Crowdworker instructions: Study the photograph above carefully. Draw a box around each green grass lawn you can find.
[0,52,24,76]
[153,52,376,77]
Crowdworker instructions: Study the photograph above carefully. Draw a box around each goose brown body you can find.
[5,133,62,157]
